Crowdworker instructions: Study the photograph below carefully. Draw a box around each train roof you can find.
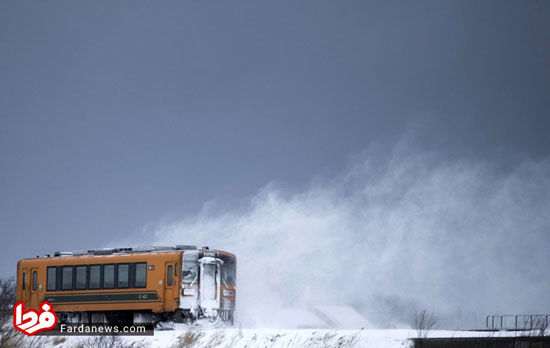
[47,245,197,257]
[18,245,235,263]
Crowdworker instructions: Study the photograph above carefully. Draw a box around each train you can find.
[16,245,236,325]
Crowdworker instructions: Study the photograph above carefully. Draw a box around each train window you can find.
[175,263,178,276]
[103,265,114,288]
[204,263,216,278]
[220,255,236,286]
[166,265,174,285]
[167,265,173,286]
[135,263,146,288]
[75,266,86,290]
[182,261,197,282]
[22,272,26,290]
[117,264,129,288]
[32,271,37,291]
[62,266,73,290]
[47,267,56,291]
[89,265,101,289]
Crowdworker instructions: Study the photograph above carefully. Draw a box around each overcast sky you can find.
[1,1,549,276]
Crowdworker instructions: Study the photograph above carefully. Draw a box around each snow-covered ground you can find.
[7,307,547,347]
[12,327,543,348]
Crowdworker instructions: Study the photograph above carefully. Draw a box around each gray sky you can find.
[1,1,549,277]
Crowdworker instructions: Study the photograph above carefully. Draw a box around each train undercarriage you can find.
[57,308,234,326]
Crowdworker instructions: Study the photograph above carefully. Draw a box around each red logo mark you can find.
[13,301,58,336]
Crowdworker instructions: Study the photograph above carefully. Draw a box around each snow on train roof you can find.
[50,245,198,257]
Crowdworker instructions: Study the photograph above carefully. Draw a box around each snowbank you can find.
[11,327,534,348]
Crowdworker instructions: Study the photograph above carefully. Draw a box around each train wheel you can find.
[174,309,185,323]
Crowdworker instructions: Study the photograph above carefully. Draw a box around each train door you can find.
[164,262,176,312]
[30,268,40,308]
[198,257,221,318]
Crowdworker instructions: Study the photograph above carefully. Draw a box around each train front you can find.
[179,248,236,324]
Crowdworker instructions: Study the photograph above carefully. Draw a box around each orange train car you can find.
[16,245,236,324]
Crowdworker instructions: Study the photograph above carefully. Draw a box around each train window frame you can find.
[32,271,37,291]
[167,265,173,286]
[61,266,74,290]
[134,262,147,288]
[103,264,115,289]
[89,265,101,289]
[117,264,129,288]
[40,262,157,291]
[75,265,87,290]
[128,263,135,288]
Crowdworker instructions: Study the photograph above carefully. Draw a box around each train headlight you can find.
[222,290,234,297]
[183,288,196,296]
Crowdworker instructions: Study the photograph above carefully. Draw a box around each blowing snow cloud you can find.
[126,139,550,328]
